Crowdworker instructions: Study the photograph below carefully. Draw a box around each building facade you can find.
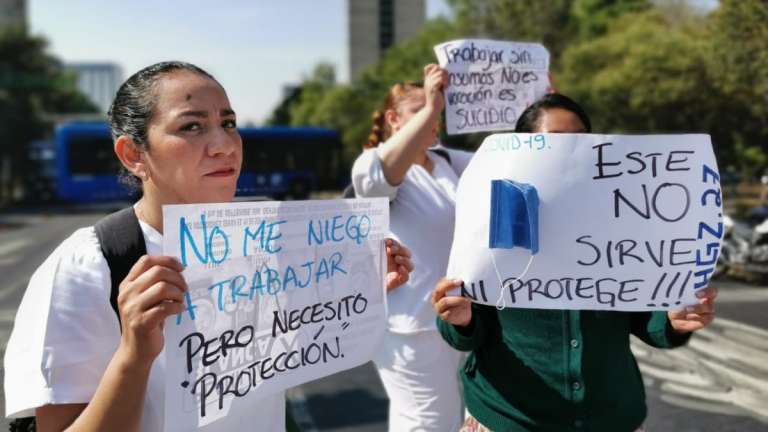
[64,63,123,115]
[348,0,425,80]
[0,0,25,30]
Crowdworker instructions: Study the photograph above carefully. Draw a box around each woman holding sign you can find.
[4,61,414,432]
[351,64,473,431]
[432,93,718,432]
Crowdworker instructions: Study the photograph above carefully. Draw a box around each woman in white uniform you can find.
[351,64,472,432]
[4,61,414,431]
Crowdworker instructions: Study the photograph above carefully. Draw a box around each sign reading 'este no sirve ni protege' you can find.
[448,134,722,311]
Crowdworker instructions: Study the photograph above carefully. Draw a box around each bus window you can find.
[69,136,121,176]
[52,124,343,202]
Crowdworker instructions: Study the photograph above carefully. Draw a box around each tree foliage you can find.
[0,28,97,202]
[708,0,768,174]
[558,11,719,132]
[271,0,768,180]
[448,0,575,61]
[272,18,461,165]
[570,0,651,40]
[558,1,768,174]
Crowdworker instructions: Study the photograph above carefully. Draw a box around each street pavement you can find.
[0,211,766,431]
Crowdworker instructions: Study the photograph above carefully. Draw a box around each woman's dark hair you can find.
[515,93,592,133]
[107,61,219,190]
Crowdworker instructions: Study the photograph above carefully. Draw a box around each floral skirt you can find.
[459,415,492,432]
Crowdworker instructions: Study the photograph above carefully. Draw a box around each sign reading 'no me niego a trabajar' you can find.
[448,134,723,311]
[434,39,550,135]
[161,198,389,431]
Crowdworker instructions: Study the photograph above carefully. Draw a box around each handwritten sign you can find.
[434,39,550,135]
[447,134,722,311]
[161,198,389,431]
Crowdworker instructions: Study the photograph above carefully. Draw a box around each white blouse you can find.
[4,220,285,431]
[352,145,473,333]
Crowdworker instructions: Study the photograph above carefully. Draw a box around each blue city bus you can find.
[237,126,343,199]
[54,122,344,202]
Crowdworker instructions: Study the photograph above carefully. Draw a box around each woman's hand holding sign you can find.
[431,278,718,333]
[39,256,190,432]
[432,278,472,327]
[668,285,717,333]
[385,239,414,292]
[117,255,188,365]
[423,63,448,113]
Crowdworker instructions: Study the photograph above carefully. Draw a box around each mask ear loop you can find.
[490,250,534,310]
[488,140,538,310]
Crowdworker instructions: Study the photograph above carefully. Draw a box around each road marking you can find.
[717,287,768,303]
[0,280,27,305]
[632,317,768,423]
[0,239,29,259]
[685,320,768,376]
[0,310,15,326]
[659,394,753,418]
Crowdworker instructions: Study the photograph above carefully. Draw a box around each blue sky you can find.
[29,0,452,124]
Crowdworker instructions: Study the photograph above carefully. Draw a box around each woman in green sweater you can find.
[432,93,718,432]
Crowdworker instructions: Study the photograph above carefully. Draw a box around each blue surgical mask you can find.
[489,179,540,254]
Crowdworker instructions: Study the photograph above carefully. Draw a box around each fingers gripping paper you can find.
[447,134,723,311]
[162,199,389,431]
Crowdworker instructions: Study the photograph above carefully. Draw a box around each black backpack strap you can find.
[342,183,356,198]
[8,417,36,431]
[94,207,147,328]
[429,148,452,166]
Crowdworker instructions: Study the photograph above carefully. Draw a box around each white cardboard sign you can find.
[434,39,550,135]
[161,198,389,431]
[447,134,722,311]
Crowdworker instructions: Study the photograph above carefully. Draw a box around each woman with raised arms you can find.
[351,64,473,431]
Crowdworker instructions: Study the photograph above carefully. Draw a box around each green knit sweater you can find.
[437,305,691,432]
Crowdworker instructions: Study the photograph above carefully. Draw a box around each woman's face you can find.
[536,107,587,133]
[142,70,242,205]
[388,89,440,140]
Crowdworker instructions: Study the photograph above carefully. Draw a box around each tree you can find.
[447,0,575,61]
[278,18,462,166]
[570,0,651,40]
[286,63,337,126]
[708,0,768,178]
[271,0,765,179]
[300,85,374,164]
[0,28,97,203]
[557,9,738,163]
[558,0,767,176]
[265,84,301,126]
